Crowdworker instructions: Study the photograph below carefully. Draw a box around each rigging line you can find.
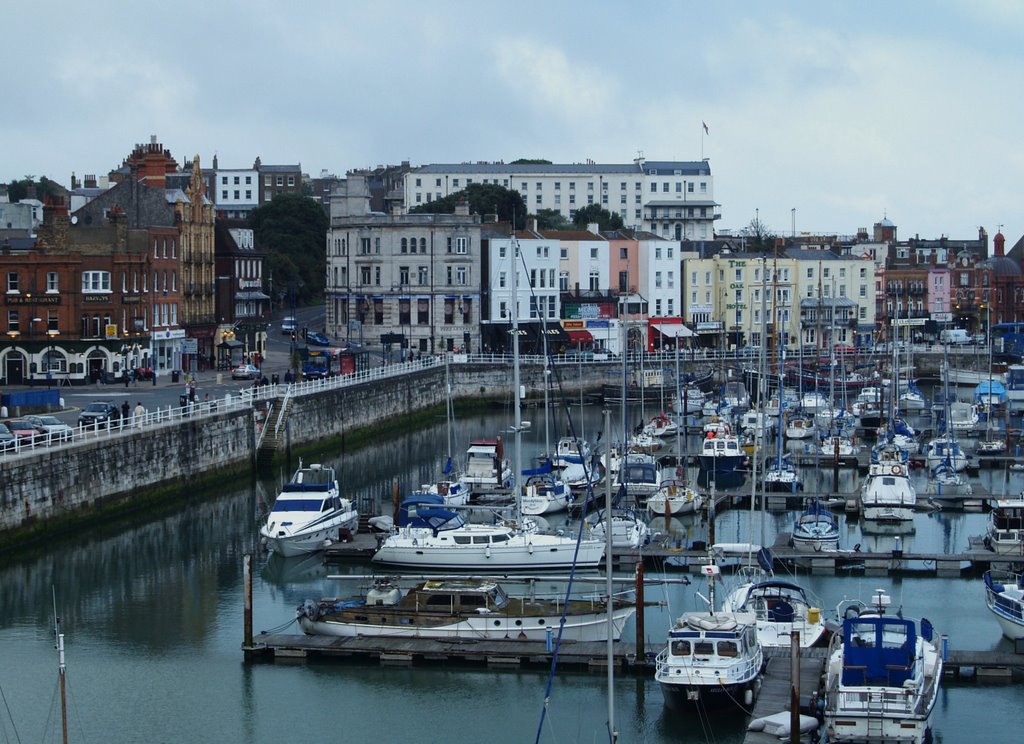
[0,679,23,744]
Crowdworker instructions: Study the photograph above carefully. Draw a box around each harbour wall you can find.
[0,360,630,546]
[0,408,253,538]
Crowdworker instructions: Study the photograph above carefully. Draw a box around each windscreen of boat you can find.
[271,498,324,512]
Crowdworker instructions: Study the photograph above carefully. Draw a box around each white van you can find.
[940,328,970,345]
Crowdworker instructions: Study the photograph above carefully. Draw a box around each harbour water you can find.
[1,402,1022,743]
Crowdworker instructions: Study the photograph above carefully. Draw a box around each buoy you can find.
[744,688,753,706]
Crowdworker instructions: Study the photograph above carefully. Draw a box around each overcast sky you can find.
[4,1,1020,244]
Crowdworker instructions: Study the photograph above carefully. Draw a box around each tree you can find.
[6,176,63,203]
[533,208,571,230]
[743,217,776,252]
[247,193,329,306]
[509,158,552,165]
[571,203,623,231]
[409,183,527,226]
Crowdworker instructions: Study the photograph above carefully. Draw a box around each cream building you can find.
[682,247,875,349]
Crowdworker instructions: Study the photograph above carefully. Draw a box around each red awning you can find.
[565,329,593,343]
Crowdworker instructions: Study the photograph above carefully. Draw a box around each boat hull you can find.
[298,606,635,643]
[261,513,359,558]
[698,454,745,474]
[658,677,761,711]
[372,534,606,570]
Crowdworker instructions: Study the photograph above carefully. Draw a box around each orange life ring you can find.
[891,465,903,476]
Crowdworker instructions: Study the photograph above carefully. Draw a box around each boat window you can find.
[717,641,739,657]
[850,621,877,647]
[461,595,486,608]
[453,536,471,545]
[693,641,715,656]
[670,640,691,656]
[726,442,737,451]
[492,534,509,543]
[473,536,489,544]
[882,477,895,485]
[882,624,910,650]
[425,594,453,607]
[270,499,322,512]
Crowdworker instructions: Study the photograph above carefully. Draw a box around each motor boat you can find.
[975,380,1008,409]
[722,381,750,411]
[372,494,605,570]
[860,443,916,522]
[627,431,665,453]
[984,498,1024,555]
[799,391,830,414]
[739,409,774,437]
[676,385,705,414]
[823,590,942,744]
[260,463,359,558]
[698,432,746,475]
[655,563,764,710]
[617,452,661,501]
[549,435,592,469]
[947,401,979,432]
[462,438,513,496]
[791,499,840,552]
[296,577,636,642]
[983,570,1024,641]
[818,435,859,459]
[898,382,927,411]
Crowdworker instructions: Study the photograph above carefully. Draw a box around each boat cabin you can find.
[282,464,336,491]
[667,614,758,662]
[702,435,740,456]
[988,499,1024,549]
[413,579,509,613]
[840,615,924,688]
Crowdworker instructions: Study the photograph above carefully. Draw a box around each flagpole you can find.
[701,122,704,160]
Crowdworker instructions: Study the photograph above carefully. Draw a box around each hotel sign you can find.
[5,294,61,305]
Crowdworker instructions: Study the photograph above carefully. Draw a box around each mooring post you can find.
[634,561,645,660]
[392,477,401,525]
[790,630,801,744]
[243,553,253,653]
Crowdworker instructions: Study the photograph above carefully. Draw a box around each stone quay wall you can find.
[0,408,253,537]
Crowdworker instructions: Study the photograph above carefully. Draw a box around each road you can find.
[7,306,335,427]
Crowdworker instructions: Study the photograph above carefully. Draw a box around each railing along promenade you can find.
[0,342,993,462]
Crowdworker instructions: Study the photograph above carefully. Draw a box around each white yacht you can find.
[655,563,763,710]
[722,381,750,410]
[260,464,359,558]
[739,409,774,437]
[549,435,591,469]
[462,438,513,496]
[642,413,678,438]
[587,508,651,549]
[860,443,915,522]
[947,401,979,432]
[646,479,703,516]
[617,452,662,501]
[519,472,572,516]
[985,498,1024,555]
[823,591,942,744]
[799,391,830,413]
[983,570,1024,641]
[791,499,840,552]
[784,416,815,440]
[720,570,827,648]
[818,435,859,459]
[923,434,968,472]
[676,385,705,414]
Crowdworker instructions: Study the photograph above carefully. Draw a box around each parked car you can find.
[281,317,297,335]
[231,364,260,380]
[4,419,45,443]
[78,401,121,428]
[306,331,331,347]
[25,414,75,441]
[0,422,18,450]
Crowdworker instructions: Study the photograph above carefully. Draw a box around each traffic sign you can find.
[891,318,926,327]
[931,312,953,322]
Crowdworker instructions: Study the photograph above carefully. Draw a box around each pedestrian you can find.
[134,401,145,428]
[152,368,157,386]
[123,370,129,388]
[120,400,130,422]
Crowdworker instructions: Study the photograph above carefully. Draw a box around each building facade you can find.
[405,158,720,239]
[326,176,482,356]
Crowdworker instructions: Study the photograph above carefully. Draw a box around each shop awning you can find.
[566,329,593,343]
[652,323,696,338]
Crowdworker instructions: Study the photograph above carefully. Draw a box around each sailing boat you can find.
[372,236,604,570]
[419,356,469,506]
[763,345,802,493]
[977,326,1008,457]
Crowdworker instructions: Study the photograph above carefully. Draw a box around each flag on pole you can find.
[702,121,709,135]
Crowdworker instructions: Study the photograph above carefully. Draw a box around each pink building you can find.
[928,269,951,314]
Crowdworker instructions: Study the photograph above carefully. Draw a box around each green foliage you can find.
[409,183,527,226]
[247,193,328,306]
[533,208,571,230]
[509,158,553,165]
[6,176,62,203]
[571,203,623,231]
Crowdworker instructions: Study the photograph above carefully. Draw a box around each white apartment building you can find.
[212,168,259,218]
[405,158,720,239]
[484,230,560,348]
[639,237,680,321]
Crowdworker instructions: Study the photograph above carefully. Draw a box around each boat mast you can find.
[512,234,524,517]
[603,407,617,743]
[53,588,68,744]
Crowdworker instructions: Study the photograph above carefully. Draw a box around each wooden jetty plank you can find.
[744,648,827,744]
